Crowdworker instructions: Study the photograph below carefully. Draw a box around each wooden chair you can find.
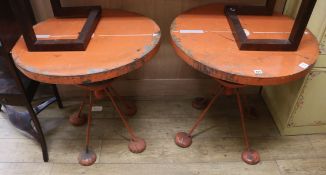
[0,0,63,162]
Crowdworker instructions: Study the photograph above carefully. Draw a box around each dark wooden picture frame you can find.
[9,0,102,52]
[225,0,317,51]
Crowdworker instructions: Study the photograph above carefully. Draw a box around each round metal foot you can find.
[69,112,87,126]
[128,138,146,153]
[78,149,97,166]
[175,132,192,148]
[94,90,106,100]
[192,97,209,110]
[242,149,260,165]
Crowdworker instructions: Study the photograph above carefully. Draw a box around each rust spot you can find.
[87,69,107,74]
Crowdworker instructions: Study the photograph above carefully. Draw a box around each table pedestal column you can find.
[70,80,145,166]
[175,79,260,165]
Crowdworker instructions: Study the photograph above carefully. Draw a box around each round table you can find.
[170,4,319,165]
[12,9,161,166]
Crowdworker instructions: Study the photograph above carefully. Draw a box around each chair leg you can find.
[25,102,49,162]
[104,88,146,154]
[175,87,224,148]
[51,85,63,109]
[235,89,260,165]
[78,91,97,166]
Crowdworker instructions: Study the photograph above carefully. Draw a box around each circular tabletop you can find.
[12,10,161,85]
[170,4,319,86]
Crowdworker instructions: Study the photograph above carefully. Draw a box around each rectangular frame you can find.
[9,0,102,52]
[225,0,317,51]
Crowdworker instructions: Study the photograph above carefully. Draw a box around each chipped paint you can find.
[87,68,107,74]
[140,31,161,58]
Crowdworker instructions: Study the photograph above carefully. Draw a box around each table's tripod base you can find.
[242,149,260,165]
[176,79,261,165]
[69,112,87,126]
[74,80,145,166]
[175,132,192,148]
[128,138,146,153]
[78,149,97,166]
[192,97,209,110]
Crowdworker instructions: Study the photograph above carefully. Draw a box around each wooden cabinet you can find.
[263,0,326,135]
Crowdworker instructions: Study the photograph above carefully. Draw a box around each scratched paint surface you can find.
[12,10,161,85]
[170,4,319,86]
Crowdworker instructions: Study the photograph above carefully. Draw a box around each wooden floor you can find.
[0,95,326,175]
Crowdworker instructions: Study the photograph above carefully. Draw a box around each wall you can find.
[30,0,286,99]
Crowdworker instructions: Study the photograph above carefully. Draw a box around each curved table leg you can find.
[235,89,260,165]
[78,91,97,166]
[104,88,146,153]
[175,87,223,148]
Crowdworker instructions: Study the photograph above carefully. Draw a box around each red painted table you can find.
[12,9,161,166]
[170,4,319,165]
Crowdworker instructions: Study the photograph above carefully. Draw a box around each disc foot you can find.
[78,149,97,166]
[69,112,87,126]
[175,132,192,148]
[242,149,260,165]
[128,138,146,153]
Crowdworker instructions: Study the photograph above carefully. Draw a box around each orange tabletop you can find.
[12,10,161,85]
[170,4,319,86]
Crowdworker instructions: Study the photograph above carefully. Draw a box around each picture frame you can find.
[9,0,102,52]
[225,0,317,51]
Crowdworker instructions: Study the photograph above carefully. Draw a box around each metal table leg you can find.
[175,79,261,165]
[74,80,145,166]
